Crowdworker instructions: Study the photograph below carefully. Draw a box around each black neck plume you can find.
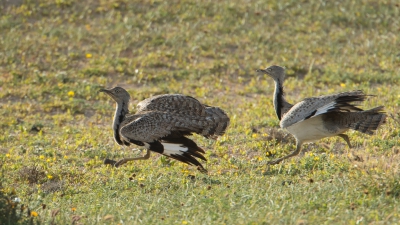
[113,101,129,145]
[273,81,284,121]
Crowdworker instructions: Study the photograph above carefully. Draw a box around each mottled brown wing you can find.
[280,90,366,128]
[136,94,206,116]
[119,111,205,143]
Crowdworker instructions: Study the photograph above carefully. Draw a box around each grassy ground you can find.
[1,0,399,224]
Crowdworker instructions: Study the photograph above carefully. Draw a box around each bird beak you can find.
[256,69,266,73]
[99,88,120,102]
[99,89,114,98]
[99,89,109,94]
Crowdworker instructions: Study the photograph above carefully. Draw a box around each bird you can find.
[99,86,230,172]
[256,65,386,165]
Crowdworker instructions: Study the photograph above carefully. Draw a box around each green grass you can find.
[1,0,400,224]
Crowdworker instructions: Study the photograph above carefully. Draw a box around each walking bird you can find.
[257,65,386,165]
[100,87,229,172]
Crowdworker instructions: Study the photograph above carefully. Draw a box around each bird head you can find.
[99,86,130,103]
[256,65,286,82]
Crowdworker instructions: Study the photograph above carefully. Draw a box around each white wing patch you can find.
[281,99,339,128]
[312,101,336,117]
[161,143,188,156]
[289,101,336,126]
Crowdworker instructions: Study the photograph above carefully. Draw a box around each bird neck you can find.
[112,100,129,145]
[273,79,289,121]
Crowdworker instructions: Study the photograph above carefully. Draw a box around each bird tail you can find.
[201,107,230,139]
[160,136,207,172]
[348,106,386,135]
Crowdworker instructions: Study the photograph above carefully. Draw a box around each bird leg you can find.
[197,166,208,174]
[337,134,363,161]
[337,134,352,148]
[267,141,302,165]
[112,149,151,167]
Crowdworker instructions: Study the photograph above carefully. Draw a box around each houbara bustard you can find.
[100,87,230,172]
[257,65,386,165]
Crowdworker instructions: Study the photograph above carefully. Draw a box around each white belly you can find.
[286,116,344,143]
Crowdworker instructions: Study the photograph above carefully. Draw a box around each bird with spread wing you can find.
[100,87,230,172]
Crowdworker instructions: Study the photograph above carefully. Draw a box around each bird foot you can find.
[104,158,117,166]
[197,166,208,174]
[267,158,284,165]
[352,154,364,162]
[104,158,127,167]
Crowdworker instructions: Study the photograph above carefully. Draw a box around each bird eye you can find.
[266,68,272,73]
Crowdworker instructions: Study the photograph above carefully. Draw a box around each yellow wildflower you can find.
[340,83,346,87]
[6,154,10,158]
[39,155,45,159]
[86,53,92,58]
[182,221,188,225]
[72,207,76,212]
[31,211,38,217]
[67,91,75,98]
[47,175,53,179]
